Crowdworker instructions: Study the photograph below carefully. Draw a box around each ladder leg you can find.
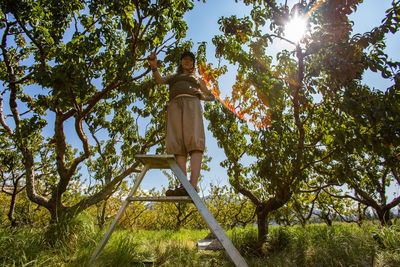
[168,160,248,267]
[88,164,150,266]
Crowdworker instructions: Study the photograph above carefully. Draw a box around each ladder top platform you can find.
[135,154,175,169]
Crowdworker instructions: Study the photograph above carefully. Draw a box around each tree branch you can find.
[392,168,400,185]
[68,113,91,175]
[0,93,13,135]
[262,0,285,17]
[54,111,68,177]
[67,161,141,214]
[14,14,46,69]
[302,148,336,171]
[62,76,123,121]
[331,205,356,223]
[386,195,400,211]
[353,186,381,211]
[79,14,105,37]
[11,69,38,85]
[268,34,296,46]
[322,188,363,203]
[300,182,334,193]
[1,19,21,133]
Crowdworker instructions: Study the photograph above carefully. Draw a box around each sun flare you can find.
[284,15,307,43]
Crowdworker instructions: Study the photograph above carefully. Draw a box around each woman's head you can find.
[177,51,196,74]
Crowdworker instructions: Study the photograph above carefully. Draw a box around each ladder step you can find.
[127,196,193,203]
[197,238,224,250]
[135,154,175,169]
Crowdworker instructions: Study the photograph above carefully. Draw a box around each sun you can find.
[284,15,308,43]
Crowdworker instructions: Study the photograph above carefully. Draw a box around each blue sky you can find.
[142,0,400,200]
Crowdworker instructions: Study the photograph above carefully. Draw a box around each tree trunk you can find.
[377,209,392,226]
[7,191,18,227]
[98,200,108,228]
[256,208,268,243]
[322,213,332,226]
[356,203,366,227]
[47,201,70,224]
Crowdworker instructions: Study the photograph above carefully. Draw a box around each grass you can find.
[1,216,399,266]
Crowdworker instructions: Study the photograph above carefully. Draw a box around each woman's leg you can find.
[165,155,187,196]
[190,150,202,190]
[175,154,187,177]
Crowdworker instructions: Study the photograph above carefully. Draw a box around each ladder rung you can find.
[197,238,224,250]
[127,196,193,202]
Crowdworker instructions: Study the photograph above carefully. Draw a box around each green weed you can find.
[1,219,400,266]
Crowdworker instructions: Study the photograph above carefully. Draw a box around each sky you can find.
[141,0,400,200]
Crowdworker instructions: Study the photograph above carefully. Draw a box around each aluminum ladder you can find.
[89,154,248,267]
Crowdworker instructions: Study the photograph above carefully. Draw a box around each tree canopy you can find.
[0,0,197,222]
[203,0,400,241]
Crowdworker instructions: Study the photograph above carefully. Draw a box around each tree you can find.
[314,2,400,225]
[206,183,255,229]
[291,189,319,226]
[203,0,385,243]
[0,0,196,223]
[313,188,359,226]
[0,135,25,226]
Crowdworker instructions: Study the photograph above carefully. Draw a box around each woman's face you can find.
[181,56,194,71]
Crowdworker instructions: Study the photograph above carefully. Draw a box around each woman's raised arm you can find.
[198,78,215,101]
[147,52,167,85]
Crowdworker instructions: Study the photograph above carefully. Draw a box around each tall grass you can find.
[372,224,400,266]
[1,217,399,266]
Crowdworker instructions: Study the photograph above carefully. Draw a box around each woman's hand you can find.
[147,52,158,69]
[193,88,205,100]
[147,52,165,84]
[195,78,216,101]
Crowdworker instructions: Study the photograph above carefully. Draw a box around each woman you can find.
[147,51,215,196]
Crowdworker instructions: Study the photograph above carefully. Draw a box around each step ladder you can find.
[88,154,248,267]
